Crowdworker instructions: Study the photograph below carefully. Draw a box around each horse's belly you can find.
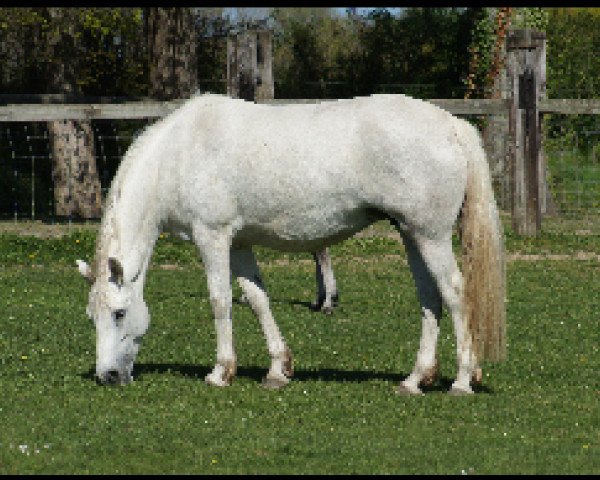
[233,209,376,252]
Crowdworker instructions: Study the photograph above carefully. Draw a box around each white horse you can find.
[76,93,506,395]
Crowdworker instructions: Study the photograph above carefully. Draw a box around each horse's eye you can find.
[115,309,126,322]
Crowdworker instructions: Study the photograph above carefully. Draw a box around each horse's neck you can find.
[98,172,162,288]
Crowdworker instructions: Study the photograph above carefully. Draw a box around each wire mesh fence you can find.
[544,114,600,220]
[0,101,598,235]
[0,119,152,222]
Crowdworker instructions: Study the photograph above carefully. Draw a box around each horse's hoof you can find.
[282,348,294,378]
[262,376,290,390]
[395,383,423,396]
[331,293,339,307]
[472,368,483,386]
[204,362,236,387]
[204,375,230,387]
[448,386,474,396]
[321,305,334,315]
[311,296,325,312]
[420,362,439,387]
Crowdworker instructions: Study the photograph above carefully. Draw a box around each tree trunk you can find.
[145,7,198,100]
[49,120,102,218]
[46,8,101,219]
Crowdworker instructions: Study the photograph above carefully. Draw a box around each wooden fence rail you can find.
[3,98,600,122]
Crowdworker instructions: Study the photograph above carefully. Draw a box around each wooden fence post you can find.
[506,28,546,236]
[227,29,274,102]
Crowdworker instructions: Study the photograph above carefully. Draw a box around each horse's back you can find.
[181,93,468,193]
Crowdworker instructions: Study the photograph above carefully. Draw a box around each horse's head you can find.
[77,257,149,385]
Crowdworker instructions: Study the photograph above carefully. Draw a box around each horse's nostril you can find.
[104,369,120,385]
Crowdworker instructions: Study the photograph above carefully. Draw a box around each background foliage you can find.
[2,7,596,101]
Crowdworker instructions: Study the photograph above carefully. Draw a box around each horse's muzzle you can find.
[97,369,131,386]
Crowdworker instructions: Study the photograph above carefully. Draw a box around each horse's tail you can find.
[458,121,507,363]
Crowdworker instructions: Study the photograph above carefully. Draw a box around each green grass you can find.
[0,226,598,474]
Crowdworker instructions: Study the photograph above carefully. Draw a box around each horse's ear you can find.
[108,257,124,287]
[76,259,94,284]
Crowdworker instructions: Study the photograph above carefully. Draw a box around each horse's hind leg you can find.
[312,248,339,314]
[231,248,293,389]
[395,231,442,395]
[403,233,477,395]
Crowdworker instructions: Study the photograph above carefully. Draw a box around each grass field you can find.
[0,220,599,474]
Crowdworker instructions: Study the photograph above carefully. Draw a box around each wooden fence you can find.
[2,97,600,234]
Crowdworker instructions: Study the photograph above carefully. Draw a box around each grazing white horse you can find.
[76,93,506,395]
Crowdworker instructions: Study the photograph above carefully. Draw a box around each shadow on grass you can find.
[287,299,324,312]
[80,363,493,394]
[235,297,321,312]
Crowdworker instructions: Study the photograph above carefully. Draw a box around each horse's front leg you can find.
[194,226,237,387]
[232,248,293,389]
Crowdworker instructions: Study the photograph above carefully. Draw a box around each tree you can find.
[546,7,600,148]
[196,8,229,95]
[335,8,476,99]
[145,8,198,100]
[0,8,48,94]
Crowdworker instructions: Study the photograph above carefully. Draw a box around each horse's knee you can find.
[209,295,231,320]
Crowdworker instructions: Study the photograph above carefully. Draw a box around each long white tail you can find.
[459,123,507,363]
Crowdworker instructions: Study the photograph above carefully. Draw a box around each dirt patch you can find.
[264,251,600,268]
[158,264,184,270]
[507,251,600,262]
[0,220,99,239]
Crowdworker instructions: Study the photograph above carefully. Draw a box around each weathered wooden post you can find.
[506,28,546,236]
[227,29,274,102]
[46,9,102,220]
